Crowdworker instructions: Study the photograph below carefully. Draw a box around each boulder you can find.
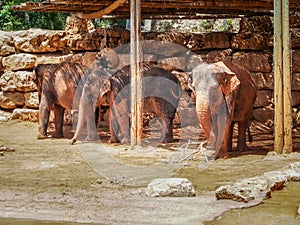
[157,56,187,71]
[291,29,300,48]
[290,162,300,172]
[239,16,273,34]
[24,92,39,109]
[2,53,37,71]
[292,91,300,107]
[0,91,25,109]
[232,52,272,73]
[292,73,300,91]
[13,28,66,53]
[292,51,300,73]
[146,178,195,197]
[205,49,232,63]
[11,108,39,122]
[0,70,37,92]
[65,16,95,35]
[35,53,73,65]
[0,31,15,56]
[254,90,273,107]
[0,110,12,122]
[186,32,230,51]
[215,176,271,203]
[251,72,274,90]
[253,106,274,125]
[232,33,271,50]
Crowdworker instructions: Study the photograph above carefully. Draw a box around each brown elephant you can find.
[34,61,87,139]
[189,59,257,158]
[71,63,182,144]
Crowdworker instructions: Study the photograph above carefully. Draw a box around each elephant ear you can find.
[212,61,241,117]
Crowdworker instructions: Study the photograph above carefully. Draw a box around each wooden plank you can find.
[130,0,143,146]
[273,0,284,153]
[282,0,293,153]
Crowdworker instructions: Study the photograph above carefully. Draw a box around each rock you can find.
[232,52,272,73]
[11,108,39,122]
[263,171,288,191]
[297,205,300,219]
[24,92,39,109]
[65,16,95,35]
[2,53,37,71]
[205,49,232,63]
[146,178,195,197]
[0,31,15,56]
[232,33,271,50]
[292,73,300,91]
[0,91,25,109]
[292,91,300,107]
[35,53,73,65]
[291,29,300,48]
[251,72,274,90]
[239,16,273,34]
[186,32,230,51]
[215,176,271,203]
[0,70,37,92]
[292,51,300,73]
[290,162,300,172]
[13,28,66,53]
[157,56,187,71]
[254,90,273,107]
[253,106,274,125]
[0,110,12,121]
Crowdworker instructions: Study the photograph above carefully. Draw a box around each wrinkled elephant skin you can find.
[190,59,257,158]
[71,64,182,145]
[34,62,87,139]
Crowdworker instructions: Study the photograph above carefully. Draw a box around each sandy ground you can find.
[0,120,300,225]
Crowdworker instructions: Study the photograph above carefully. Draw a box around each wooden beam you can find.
[273,0,284,153]
[73,0,127,19]
[282,0,293,153]
[130,0,143,146]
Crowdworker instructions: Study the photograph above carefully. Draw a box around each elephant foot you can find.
[216,149,229,159]
[52,133,64,138]
[70,138,77,145]
[237,145,248,152]
[37,133,47,139]
[108,137,120,143]
[85,134,99,141]
[163,135,174,143]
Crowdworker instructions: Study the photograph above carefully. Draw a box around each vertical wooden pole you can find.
[273,0,284,153]
[130,0,143,146]
[282,0,293,153]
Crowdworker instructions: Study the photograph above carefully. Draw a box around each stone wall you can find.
[0,15,299,130]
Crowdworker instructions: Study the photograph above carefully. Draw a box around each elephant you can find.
[34,61,87,139]
[71,63,182,145]
[189,59,257,158]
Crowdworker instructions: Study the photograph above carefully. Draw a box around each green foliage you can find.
[0,0,67,31]
[93,18,126,29]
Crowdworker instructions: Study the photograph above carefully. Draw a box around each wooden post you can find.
[273,0,284,153]
[282,0,293,153]
[130,0,143,146]
[273,0,293,153]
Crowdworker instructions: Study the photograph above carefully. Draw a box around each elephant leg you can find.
[227,121,235,151]
[113,99,130,144]
[217,117,231,159]
[53,103,65,138]
[86,110,99,141]
[38,94,53,139]
[237,120,248,151]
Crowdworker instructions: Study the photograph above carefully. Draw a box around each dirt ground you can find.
[0,120,300,225]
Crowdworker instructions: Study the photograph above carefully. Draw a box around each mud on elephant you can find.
[71,63,182,145]
[189,59,257,158]
[34,61,87,139]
